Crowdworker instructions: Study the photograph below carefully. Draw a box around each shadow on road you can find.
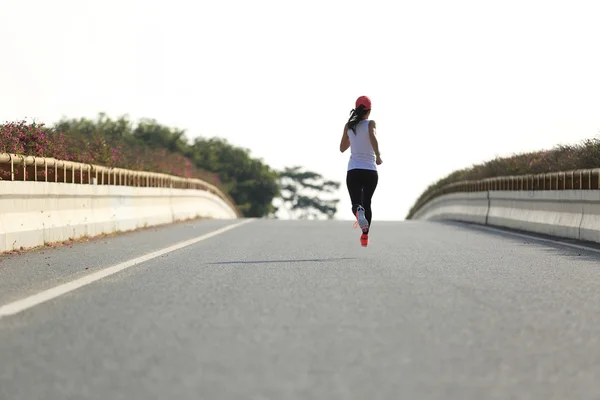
[208,257,356,265]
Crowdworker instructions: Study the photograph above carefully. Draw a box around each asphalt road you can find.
[2,218,600,399]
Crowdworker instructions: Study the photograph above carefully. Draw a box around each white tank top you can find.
[347,119,377,171]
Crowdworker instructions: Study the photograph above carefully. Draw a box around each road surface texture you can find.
[1,218,600,399]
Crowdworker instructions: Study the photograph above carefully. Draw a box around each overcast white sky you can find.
[2,0,599,221]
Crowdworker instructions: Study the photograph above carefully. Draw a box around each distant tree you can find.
[53,113,133,165]
[54,112,132,142]
[132,118,190,155]
[276,166,340,220]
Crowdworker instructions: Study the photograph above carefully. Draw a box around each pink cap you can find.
[355,96,371,110]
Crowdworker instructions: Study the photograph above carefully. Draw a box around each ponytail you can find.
[347,105,369,134]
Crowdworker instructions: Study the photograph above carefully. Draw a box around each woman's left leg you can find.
[346,169,363,217]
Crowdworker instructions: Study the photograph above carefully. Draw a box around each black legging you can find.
[346,168,378,230]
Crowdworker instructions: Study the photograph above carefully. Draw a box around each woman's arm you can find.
[340,123,350,153]
[368,120,383,164]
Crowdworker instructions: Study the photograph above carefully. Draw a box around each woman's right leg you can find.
[361,170,379,228]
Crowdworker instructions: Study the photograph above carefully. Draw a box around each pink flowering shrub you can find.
[0,120,70,180]
[0,120,69,158]
[0,120,223,189]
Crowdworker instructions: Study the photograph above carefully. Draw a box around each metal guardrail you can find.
[408,168,600,219]
[0,153,240,217]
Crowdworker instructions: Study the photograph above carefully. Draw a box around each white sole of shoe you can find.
[357,209,369,231]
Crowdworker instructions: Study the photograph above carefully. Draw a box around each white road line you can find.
[0,218,255,320]
[473,224,600,255]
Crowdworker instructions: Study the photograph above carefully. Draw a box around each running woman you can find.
[339,95,382,247]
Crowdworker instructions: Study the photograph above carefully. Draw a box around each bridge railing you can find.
[0,152,240,217]
[408,168,600,220]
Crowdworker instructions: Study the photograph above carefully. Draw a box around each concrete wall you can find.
[411,192,489,225]
[486,191,584,240]
[0,181,238,253]
[412,189,600,244]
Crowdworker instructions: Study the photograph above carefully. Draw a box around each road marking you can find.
[470,224,600,255]
[0,218,255,320]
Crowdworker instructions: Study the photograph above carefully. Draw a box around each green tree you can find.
[53,113,133,165]
[55,113,133,142]
[190,137,280,217]
[277,166,340,220]
[132,118,190,155]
